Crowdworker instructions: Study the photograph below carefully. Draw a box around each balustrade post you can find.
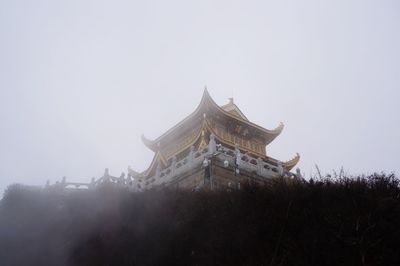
[257,157,263,176]
[188,145,195,166]
[209,133,216,154]
[119,172,125,185]
[103,168,110,183]
[156,163,161,177]
[277,161,284,176]
[296,167,302,179]
[171,156,177,176]
[234,144,241,168]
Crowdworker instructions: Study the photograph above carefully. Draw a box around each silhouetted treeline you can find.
[0,174,399,266]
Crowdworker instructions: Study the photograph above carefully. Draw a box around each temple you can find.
[45,89,301,191]
[128,89,300,191]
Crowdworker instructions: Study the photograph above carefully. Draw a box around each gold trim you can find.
[204,117,268,158]
[163,124,204,160]
[142,151,167,177]
[283,153,300,171]
[141,89,283,151]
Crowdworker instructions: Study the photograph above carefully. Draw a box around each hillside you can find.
[0,174,399,266]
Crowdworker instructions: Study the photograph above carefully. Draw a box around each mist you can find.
[1,0,400,194]
[1,175,399,265]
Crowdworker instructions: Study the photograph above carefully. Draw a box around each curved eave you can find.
[142,89,284,150]
[141,89,211,151]
[141,151,167,178]
[283,153,300,171]
[141,134,155,150]
[262,122,284,145]
[205,92,284,144]
[141,125,207,178]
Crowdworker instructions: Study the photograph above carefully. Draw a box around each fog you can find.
[1,175,399,265]
[1,0,399,194]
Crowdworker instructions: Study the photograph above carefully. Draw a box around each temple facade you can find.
[127,89,300,191]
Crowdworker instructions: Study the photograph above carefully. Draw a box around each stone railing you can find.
[46,168,133,190]
[137,146,209,190]
[214,144,283,178]
[138,134,289,190]
[46,134,298,192]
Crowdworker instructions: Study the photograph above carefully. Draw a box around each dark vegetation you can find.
[0,174,399,266]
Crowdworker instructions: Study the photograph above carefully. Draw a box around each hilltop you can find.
[0,174,399,266]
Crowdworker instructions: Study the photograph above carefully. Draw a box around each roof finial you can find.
[228,97,234,104]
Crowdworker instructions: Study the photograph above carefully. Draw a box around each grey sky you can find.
[1,0,399,193]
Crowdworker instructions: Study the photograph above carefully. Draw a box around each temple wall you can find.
[176,170,205,189]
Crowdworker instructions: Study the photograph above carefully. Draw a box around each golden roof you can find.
[142,89,284,152]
